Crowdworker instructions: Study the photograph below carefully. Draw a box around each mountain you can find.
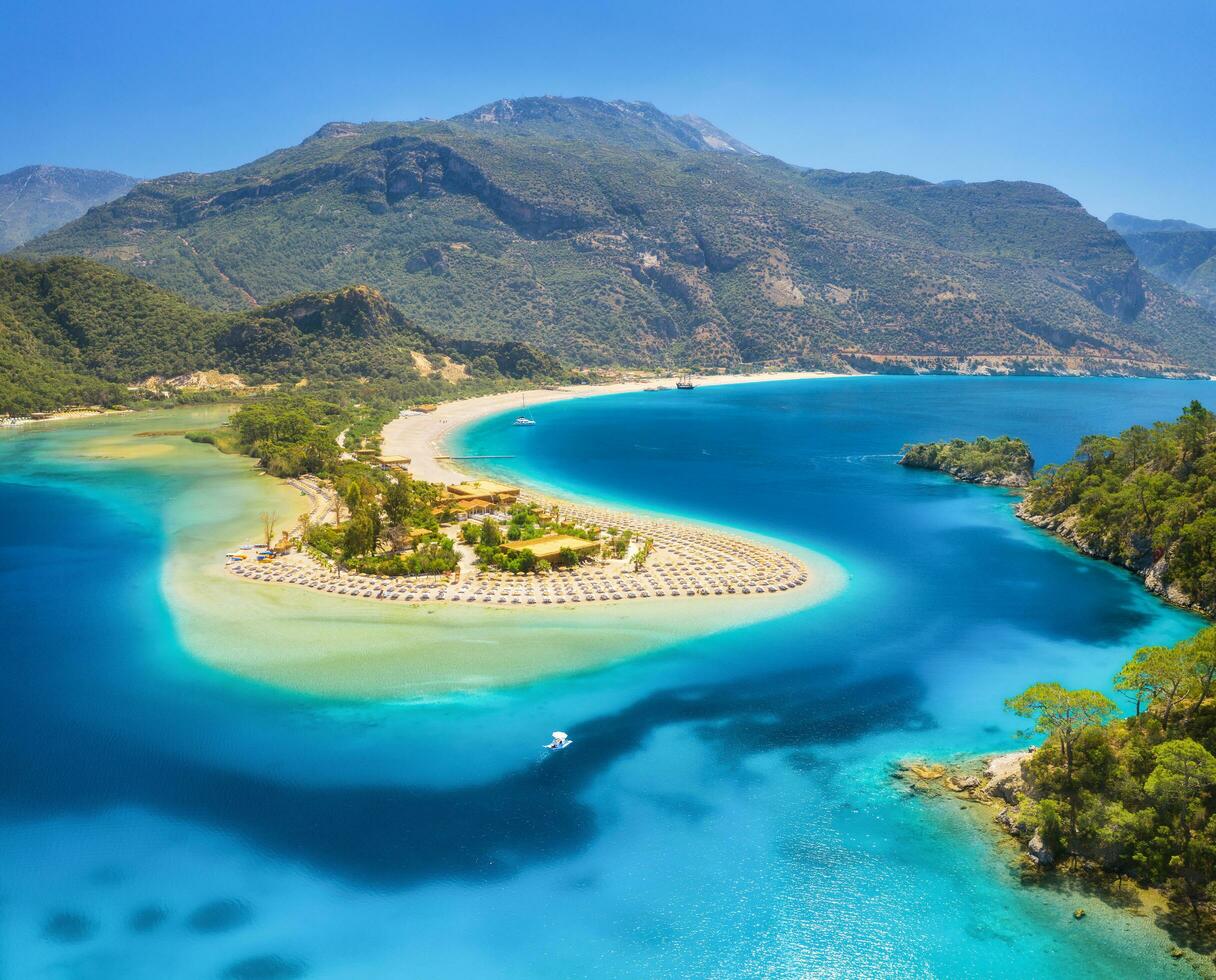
[0,165,138,252]
[1107,212,1208,236]
[675,114,759,156]
[1107,213,1216,313]
[19,96,1216,373]
[449,96,758,155]
[0,256,559,414]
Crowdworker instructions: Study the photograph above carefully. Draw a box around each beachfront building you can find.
[503,533,601,562]
[447,481,520,506]
[452,498,495,519]
[374,454,411,471]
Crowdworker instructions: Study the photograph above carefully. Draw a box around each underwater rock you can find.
[187,898,253,933]
[128,904,169,933]
[223,954,307,979]
[43,911,96,943]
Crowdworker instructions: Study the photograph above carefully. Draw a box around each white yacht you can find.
[513,395,536,426]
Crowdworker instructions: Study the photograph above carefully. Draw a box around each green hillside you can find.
[21,97,1216,373]
[0,256,560,414]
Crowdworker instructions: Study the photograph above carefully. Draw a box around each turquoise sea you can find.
[2,376,1214,977]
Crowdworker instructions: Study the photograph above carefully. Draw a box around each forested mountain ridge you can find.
[0,256,559,414]
[19,96,1216,372]
[0,165,138,252]
[1108,213,1216,313]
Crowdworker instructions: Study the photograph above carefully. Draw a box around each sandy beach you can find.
[18,401,848,698]
[227,371,849,610]
[382,371,847,484]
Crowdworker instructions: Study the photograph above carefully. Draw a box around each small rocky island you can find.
[898,435,1035,487]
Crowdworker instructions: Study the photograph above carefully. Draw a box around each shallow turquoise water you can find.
[2,377,1214,977]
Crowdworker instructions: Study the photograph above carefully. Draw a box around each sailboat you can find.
[676,373,696,390]
[513,395,536,426]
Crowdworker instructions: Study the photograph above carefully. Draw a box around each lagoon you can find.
[1,376,1214,977]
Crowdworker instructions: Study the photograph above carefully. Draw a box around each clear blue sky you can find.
[5,0,1214,224]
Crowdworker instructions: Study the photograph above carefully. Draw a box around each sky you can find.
[4,0,1214,225]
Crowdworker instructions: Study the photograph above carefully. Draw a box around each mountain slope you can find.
[0,166,138,252]
[0,256,558,414]
[20,97,1216,372]
[1108,213,1216,312]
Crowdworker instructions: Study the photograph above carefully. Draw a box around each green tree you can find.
[342,509,376,557]
[1147,739,1216,811]
[1176,401,1215,466]
[1146,738,1216,916]
[631,537,654,572]
[1007,683,1116,844]
[1115,644,1195,730]
[480,519,502,548]
[384,477,414,527]
[1183,627,1216,722]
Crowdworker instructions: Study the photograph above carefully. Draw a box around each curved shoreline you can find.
[382,371,849,485]
[227,373,847,608]
[13,399,848,698]
[899,752,1216,976]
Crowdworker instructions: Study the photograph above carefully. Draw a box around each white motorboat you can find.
[545,730,572,750]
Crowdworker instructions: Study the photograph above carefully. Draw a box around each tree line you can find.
[1022,401,1216,611]
[1008,627,1216,921]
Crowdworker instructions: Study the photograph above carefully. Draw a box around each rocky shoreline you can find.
[899,440,1208,613]
[897,436,1034,488]
[1014,501,1207,614]
[925,463,1029,489]
[897,751,1214,973]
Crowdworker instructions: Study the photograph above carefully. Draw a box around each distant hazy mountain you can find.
[18,97,1216,373]
[1108,212,1209,236]
[1109,213,1216,312]
[0,165,138,252]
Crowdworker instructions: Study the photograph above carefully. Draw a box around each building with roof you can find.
[447,481,520,505]
[503,533,601,561]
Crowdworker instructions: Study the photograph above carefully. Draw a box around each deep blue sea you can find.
[2,377,1214,978]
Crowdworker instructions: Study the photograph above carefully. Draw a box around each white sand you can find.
[382,371,849,483]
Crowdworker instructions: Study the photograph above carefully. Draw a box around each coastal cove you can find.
[6,375,1216,975]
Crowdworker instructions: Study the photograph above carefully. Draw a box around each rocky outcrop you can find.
[983,749,1032,803]
[935,463,1030,488]
[898,437,1035,488]
[898,750,1055,866]
[1027,831,1054,866]
[1015,502,1205,613]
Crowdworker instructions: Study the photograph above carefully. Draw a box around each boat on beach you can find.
[676,373,695,390]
